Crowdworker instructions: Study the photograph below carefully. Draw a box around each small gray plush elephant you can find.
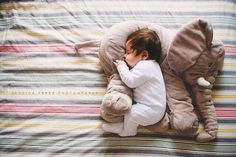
[99,19,225,142]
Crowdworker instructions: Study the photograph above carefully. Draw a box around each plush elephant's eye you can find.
[208,63,213,67]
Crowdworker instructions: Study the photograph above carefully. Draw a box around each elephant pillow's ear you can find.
[99,21,147,77]
[167,19,213,72]
[100,21,142,62]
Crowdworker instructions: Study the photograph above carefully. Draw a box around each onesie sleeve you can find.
[117,61,153,88]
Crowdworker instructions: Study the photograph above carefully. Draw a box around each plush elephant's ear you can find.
[167,19,213,72]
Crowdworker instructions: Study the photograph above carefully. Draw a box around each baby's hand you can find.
[113,60,126,67]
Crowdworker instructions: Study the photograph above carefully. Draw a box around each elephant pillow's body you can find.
[99,19,225,142]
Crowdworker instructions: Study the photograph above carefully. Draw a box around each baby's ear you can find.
[142,50,149,60]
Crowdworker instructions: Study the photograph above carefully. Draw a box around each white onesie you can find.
[103,60,166,136]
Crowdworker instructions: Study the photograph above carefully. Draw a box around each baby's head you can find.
[124,28,161,68]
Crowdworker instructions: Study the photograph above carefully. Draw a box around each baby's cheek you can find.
[129,62,136,68]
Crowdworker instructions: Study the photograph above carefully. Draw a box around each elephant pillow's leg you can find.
[164,71,199,134]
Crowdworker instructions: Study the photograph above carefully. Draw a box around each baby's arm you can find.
[114,60,151,88]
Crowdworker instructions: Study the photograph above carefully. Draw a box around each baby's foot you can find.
[118,130,137,137]
[102,122,123,134]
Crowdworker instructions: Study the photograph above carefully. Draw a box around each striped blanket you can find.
[0,0,235,156]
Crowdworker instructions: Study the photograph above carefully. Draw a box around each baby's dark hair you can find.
[126,28,161,62]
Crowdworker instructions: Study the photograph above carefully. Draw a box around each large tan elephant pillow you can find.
[99,19,224,142]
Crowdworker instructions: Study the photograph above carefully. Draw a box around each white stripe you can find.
[1,1,234,12]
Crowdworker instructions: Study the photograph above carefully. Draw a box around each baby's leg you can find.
[119,103,160,136]
[102,122,123,134]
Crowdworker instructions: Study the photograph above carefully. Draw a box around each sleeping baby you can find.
[102,28,166,136]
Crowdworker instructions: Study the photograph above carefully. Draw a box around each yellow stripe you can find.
[0,91,106,96]
[0,4,63,10]
[215,32,236,39]
[213,95,236,98]
[0,123,101,129]
[26,31,48,37]
[211,129,236,133]
[223,63,236,66]
[165,128,236,134]
[196,128,236,133]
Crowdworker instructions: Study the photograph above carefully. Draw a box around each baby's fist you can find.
[113,60,126,67]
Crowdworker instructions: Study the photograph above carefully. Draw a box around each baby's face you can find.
[124,41,143,68]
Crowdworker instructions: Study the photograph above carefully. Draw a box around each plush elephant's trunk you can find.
[100,73,133,122]
[194,77,218,142]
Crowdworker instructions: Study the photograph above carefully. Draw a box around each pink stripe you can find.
[225,45,236,48]
[224,45,236,54]
[216,109,236,117]
[0,104,100,114]
[0,44,99,53]
[1,105,235,117]
[0,44,234,53]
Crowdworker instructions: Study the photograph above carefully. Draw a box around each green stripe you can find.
[1,16,235,28]
[216,77,236,84]
[0,137,236,153]
[0,74,106,82]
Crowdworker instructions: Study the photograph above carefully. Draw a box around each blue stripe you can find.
[1,22,235,31]
[2,11,235,18]
[2,0,235,2]
[215,103,236,108]
[0,113,234,123]
[225,55,236,59]
[214,86,236,90]
[1,39,235,45]
[218,71,236,76]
